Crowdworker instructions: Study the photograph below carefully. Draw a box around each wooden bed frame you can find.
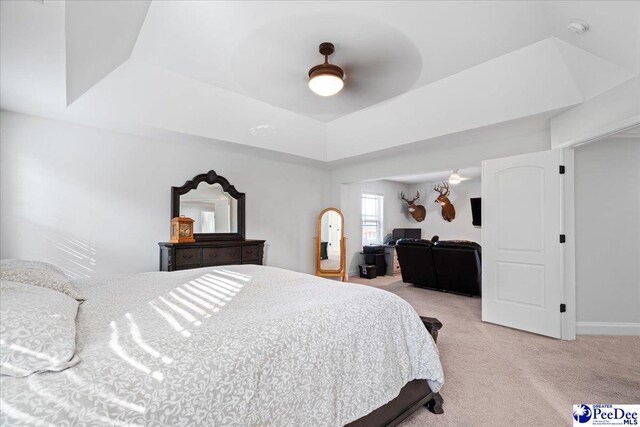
[346,317,444,427]
[346,380,443,427]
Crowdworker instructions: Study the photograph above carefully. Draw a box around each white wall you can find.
[342,178,481,275]
[329,117,550,206]
[574,136,640,335]
[407,178,481,243]
[0,110,329,277]
[331,120,550,276]
[341,180,414,274]
[0,111,550,282]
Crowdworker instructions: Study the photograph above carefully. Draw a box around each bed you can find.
[1,264,444,426]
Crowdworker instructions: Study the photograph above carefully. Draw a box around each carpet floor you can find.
[349,276,640,426]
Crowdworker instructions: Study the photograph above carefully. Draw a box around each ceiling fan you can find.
[308,42,344,97]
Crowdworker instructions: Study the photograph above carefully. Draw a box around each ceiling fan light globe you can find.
[449,173,462,185]
[309,74,344,96]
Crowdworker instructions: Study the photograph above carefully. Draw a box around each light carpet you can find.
[349,276,640,426]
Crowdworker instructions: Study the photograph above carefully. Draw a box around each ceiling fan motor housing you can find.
[308,42,344,80]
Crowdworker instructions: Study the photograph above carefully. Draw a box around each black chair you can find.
[395,239,481,296]
[431,241,481,296]
[395,239,437,289]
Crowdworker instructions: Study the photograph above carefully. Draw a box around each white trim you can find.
[557,114,640,148]
[576,322,640,336]
[561,148,576,340]
[557,118,639,340]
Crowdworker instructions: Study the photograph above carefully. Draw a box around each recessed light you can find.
[567,19,589,34]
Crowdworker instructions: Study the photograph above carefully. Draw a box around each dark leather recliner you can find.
[395,239,437,288]
[395,239,481,296]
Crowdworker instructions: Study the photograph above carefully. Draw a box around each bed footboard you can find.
[420,316,443,343]
[426,392,444,414]
[345,379,440,427]
[346,317,444,426]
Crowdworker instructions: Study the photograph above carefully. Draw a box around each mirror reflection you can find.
[179,183,238,233]
[319,210,342,271]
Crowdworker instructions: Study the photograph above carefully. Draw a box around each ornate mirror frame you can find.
[171,170,245,241]
[315,207,347,282]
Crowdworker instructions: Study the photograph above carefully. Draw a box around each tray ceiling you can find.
[1,1,638,161]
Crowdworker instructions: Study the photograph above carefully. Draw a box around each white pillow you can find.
[1,280,81,377]
[0,259,83,301]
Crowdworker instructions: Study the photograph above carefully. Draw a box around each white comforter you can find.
[0,265,443,426]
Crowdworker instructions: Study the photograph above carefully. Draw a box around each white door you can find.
[482,149,564,338]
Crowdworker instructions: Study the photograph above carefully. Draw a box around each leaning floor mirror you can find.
[315,208,347,282]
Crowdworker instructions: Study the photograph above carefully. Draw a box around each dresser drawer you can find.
[159,240,265,272]
[175,248,202,266]
[242,245,260,261]
[203,246,241,265]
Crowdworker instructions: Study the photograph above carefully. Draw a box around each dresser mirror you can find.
[315,207,347,281]
[180,184,237,233]
[171,170,245,241]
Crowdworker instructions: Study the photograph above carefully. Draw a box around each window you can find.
[362,193,384,245]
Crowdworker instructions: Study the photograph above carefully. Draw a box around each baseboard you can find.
[576,322,640,336]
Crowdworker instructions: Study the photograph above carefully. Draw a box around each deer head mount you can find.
[434,182,456,222]
[400,191,426,222]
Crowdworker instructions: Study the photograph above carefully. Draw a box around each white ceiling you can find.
[384,167,482,185]
[132,1,639,122]
[133,5,423,122]
[1,1,639,162]
[66,1,150,105]
[181,184,226,202]
[614,125,640,138]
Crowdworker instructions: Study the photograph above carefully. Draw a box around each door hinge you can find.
[560,303,566,313]
[559,165,565,174]
[559,234,566,243]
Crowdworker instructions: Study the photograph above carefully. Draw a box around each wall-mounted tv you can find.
[470,198,481,227]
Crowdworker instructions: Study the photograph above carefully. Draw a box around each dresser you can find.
[159,240,265,272]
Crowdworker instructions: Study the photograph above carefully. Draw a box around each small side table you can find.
[420,316,443,343]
